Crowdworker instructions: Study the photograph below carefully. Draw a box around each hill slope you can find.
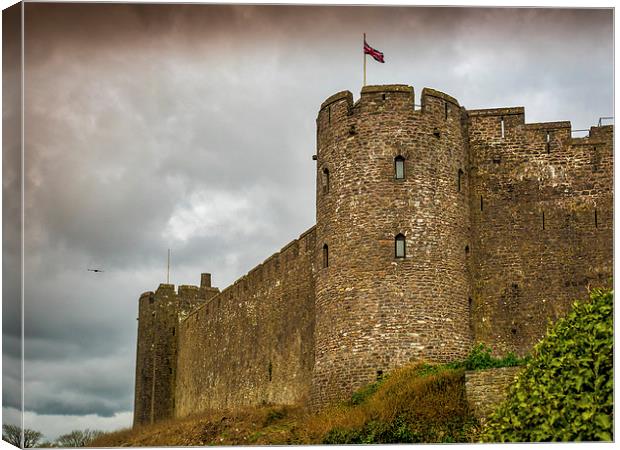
[91,363,480,446]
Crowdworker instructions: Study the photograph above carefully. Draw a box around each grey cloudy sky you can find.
[2,2,613,441]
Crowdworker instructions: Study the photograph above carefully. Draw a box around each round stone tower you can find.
[312,84,473,407]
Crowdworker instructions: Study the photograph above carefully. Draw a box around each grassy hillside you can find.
[91,362,482,446]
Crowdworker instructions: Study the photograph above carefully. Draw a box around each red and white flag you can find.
[364,39,385,63]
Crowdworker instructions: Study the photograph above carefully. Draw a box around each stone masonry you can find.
[465,367,523,418]
[133,84,613,426]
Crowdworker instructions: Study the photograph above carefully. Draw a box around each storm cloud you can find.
[2,3,612,440]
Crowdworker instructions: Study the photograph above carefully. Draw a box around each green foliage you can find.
[446,343,528,371]
[483,288,613,442]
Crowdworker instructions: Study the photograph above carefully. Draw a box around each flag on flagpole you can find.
[364,39,385,63]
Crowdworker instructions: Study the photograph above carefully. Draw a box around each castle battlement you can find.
[133,84,612,426]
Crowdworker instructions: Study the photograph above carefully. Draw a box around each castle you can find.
[133,85,613,426]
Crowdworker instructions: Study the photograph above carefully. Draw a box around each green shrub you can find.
[483,288,613,442]
[447,343,528,371]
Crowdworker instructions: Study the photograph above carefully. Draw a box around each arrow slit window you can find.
[322,168,330,194]
[322,244,329,268]
[395,156,405,180]
[395,234,406,258]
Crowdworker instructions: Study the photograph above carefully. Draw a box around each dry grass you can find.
[90,406,306,447]
[90,362,479,447]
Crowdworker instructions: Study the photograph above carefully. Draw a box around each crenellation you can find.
[357,84,414,114]
[177,285,199,295]
[421,87,460,107]
[133,84,612,426]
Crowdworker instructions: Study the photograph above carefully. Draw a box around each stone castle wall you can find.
[133,84,613,426]
[174,227,316,418]
[465,367,522,418]
[468,109,613,355]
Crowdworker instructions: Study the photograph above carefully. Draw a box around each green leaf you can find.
[480,289,613,443]
[594,414,611,430]
[595,431,612,442]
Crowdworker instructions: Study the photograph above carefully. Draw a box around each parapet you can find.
[468,107,525,117]
[588,124,613,141]
[524,121,571,130]
[360,84,413,102]
[139,291,155,306]
[319,90,353,111]
[139,291,154,300]
[362,84,412,94]
[318,85,467,125]
[178,285,200,298]
[201,273,212,288]
[316,84,469,152]
[155,283,175,297]
[421,87,459,107]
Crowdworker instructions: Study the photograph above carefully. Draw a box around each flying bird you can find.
[87,268,104,273]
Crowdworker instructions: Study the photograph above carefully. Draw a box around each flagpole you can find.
[363,33,367,87]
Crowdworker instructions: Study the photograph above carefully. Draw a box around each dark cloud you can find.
[22,352,134,417]
[3,2,612,440]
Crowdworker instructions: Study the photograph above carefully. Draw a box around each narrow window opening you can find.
[433,128,441,138]
[268,361,272,382]
[468,297,473,308]
[394,156,405,180]
[500,117,505,138]
[169,368,173,374]
[376,370,384,381]
[395,234,406,258]
[322,168,330,194]
[322,244,329,268]
[480,196,484,211]
[457,169,464,192]
[172,327,175,336]
[511,328,517,335]
[542,212,545,230]
[382,93,386,100]
[444,102,449,120]
[595,208,598,228]
[546,131,550,143]
[465,245,470,255]
[592,146,600,172]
